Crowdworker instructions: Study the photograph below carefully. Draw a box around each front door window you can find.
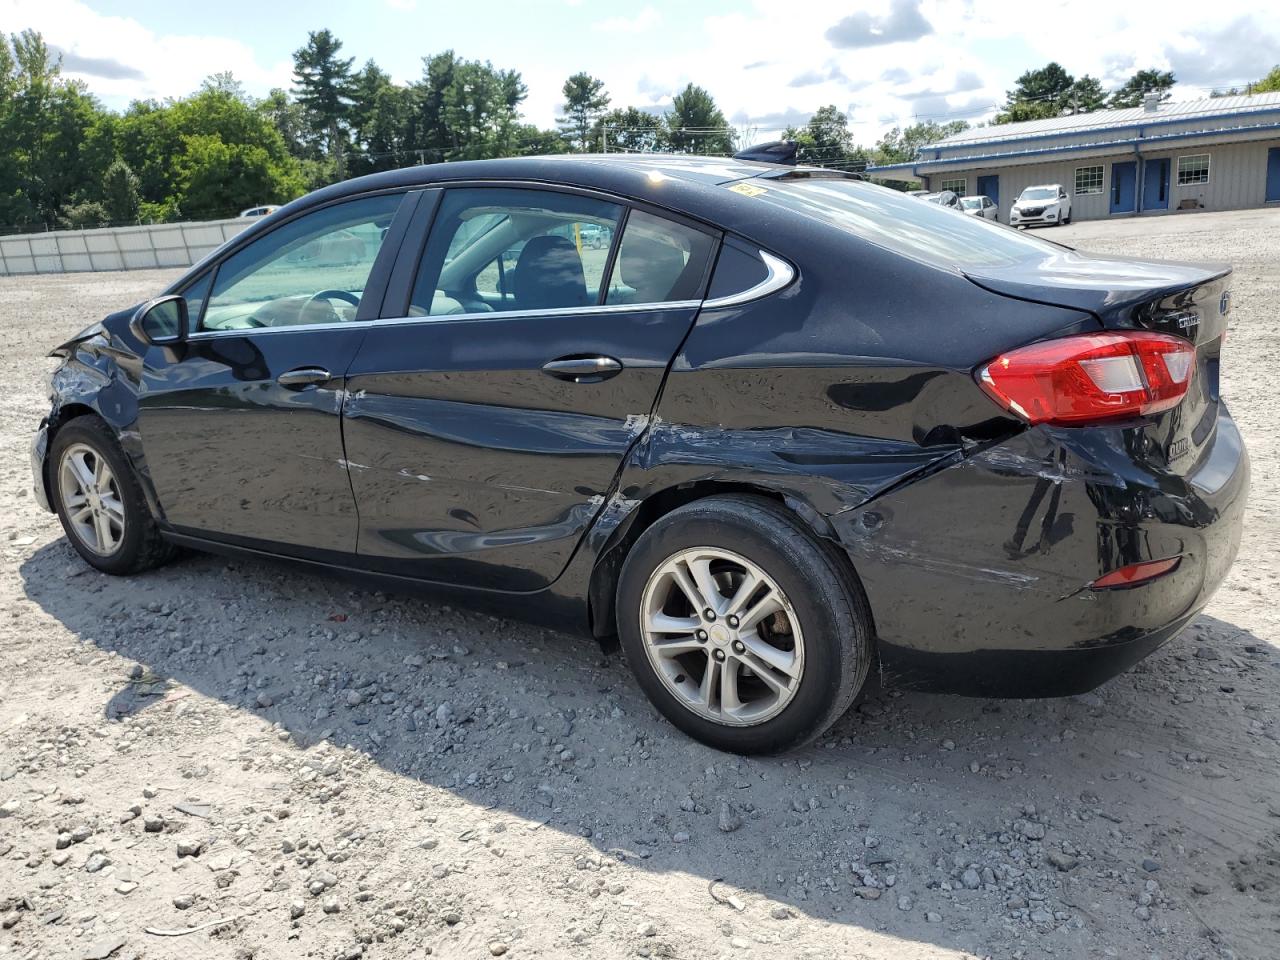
[200,194,404,331]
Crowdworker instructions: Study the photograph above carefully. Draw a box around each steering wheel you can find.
[302,289,361,323]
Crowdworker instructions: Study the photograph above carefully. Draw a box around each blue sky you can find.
[4,0,1279,145]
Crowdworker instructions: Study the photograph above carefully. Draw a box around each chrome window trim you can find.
[185,245,792,339]
[186,299,704,339]
[702,250,795,309]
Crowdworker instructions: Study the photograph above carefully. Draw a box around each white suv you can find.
[1010,184,1071,228]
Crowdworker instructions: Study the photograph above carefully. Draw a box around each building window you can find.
[1074,165,1104,195]
[1177,154,1210,186]
[940,178,966,196]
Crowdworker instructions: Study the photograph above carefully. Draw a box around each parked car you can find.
[288,228,366,266]
[960,195,998,220]
[578,222,612,249]
[238,205,280,218]
[32,155,1247,754]
[919,190,964,211]
[1010,184,1072,227]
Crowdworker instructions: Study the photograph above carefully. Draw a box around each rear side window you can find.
[754,178,1061,268]
[707,242,768,299]
[603,211,715,305]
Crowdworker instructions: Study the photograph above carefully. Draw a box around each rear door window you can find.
[603,210,715,305]
[408,188,623,317]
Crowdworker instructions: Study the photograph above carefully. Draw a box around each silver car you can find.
[961,195,998,220]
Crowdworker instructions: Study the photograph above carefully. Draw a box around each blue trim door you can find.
[1267,148,1280,203]
[977,174,999,219]
[1143,158,1169,210]
[1111,161,1137,214]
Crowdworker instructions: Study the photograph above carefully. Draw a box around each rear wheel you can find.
[617,495,872,754]
[50,416,177,575]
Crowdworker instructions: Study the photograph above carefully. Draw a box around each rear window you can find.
[752,178,1060,269]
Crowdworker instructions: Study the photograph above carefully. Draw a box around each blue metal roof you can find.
[867,117,1280,176]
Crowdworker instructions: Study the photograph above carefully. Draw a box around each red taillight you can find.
[1091,556,1181,589]
[977,331,1195,426]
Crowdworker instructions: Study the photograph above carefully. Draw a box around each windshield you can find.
[1019,187,1057,201]
[753,178,1060,268]
[960,197,981,209]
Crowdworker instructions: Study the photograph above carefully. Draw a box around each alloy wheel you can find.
[58,442,125,556]
[639,547,805,726]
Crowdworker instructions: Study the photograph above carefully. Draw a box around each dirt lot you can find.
[2,208,1278,960]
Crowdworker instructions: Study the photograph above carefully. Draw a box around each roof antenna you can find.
[732,140,799,165]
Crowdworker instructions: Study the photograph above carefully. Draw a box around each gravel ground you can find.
[2,209,1278,960]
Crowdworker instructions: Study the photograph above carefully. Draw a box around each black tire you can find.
[49,416,177,576]
[616,495,873,754]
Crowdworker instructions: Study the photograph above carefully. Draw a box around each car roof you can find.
[236,154,868,255]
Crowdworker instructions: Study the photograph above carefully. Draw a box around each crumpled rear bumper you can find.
[828,411,1249,697]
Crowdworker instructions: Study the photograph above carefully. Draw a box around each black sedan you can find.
[31,155,1248,754]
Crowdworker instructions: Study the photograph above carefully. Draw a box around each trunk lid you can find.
[966,248,1233,478]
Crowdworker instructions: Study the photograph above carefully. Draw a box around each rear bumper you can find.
[831,407,1249,697]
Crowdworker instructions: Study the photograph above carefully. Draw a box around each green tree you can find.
[994,62,1075,124]
[408,51,527,162]
[258,87,310,158]
[291,29,356,175]
[1066,75,1107,114]
[596,106,665,153]
[57,200,108,229]
[782,105,869,167]
[174,133,305,219]
[511,123,571,156]
[0,30,105,228]
[665,83,731,155]
[1252,65,1280,93]
[1108,69,1175,108]
[557,72,610,151]
[101,158,141,222]
[872,120,969,164]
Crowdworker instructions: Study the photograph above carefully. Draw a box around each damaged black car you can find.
[31,155,1248,753]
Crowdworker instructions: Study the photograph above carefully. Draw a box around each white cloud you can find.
[0,0,293,106]
[4,0,1277,151]
[594,6,660,34]
[566,0,1280,146]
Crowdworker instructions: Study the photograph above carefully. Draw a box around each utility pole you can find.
[601,125,608,154]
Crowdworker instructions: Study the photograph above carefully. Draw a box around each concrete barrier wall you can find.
[0,218,255,277]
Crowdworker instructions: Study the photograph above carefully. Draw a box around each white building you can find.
[867,91,1280,224]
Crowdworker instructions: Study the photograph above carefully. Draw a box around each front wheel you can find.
[50,416,177,575]
[616,495,873,754]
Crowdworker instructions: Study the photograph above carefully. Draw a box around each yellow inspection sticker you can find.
[728,182,768,197]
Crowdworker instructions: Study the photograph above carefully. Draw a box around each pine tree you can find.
[557,73,610,151]
[291,29,356,176]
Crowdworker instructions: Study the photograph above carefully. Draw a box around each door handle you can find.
[277,366,332,388]
[541,355,623,383]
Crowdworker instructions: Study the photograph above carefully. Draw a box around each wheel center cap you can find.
[709,624,732,647]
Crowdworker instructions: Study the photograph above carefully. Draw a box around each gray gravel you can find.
[2,209,1278,959]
